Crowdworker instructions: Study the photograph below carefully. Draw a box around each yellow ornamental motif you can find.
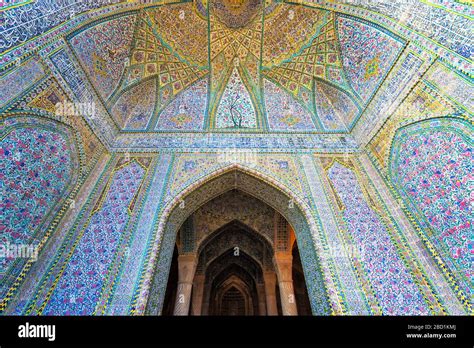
[171,113,192,127]
[364,55,381,81]
[281,113,301,126]
[92,52,107,77]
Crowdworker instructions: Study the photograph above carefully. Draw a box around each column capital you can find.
[263,271,277,286]
[274,254,293,282]
[177,254,197,284]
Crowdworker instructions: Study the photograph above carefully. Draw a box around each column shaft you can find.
[274,254,298,316]
[263,272,278,315]
[173,255,197,316]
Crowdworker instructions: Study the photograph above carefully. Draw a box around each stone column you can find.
[256,283,267,315]
[191,274,205,316]
[274,254,298,316]
[173,254,197,316]
[263,272,278,315]
[201,282,211,315]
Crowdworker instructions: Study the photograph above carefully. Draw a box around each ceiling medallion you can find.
[210,0,263,28]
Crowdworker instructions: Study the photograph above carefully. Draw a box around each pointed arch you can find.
[0,115,81,311]
[135,164,334,315]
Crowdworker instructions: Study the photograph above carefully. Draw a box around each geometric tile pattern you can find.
[70,14,137,100]
[328,162,430,315]
[390,119,473,307]
[42,160,145,315]
[337,15,404,103]
[264,79,317,131]
[122,12,207,108]
[263,12,348,107]
[111,78,157,130]
[314,80,360,131]
[148,4,209,67]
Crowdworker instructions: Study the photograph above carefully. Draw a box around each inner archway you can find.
[159,187,319,315]
[192,218,273,316]
[144,167,332,315]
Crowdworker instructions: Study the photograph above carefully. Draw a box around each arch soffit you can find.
[139,164,333,315]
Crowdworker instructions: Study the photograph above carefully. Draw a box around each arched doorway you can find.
[192,218,275,316]
[143,167,332,316]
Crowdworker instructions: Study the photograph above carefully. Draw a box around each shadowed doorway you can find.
[161,189,312,315]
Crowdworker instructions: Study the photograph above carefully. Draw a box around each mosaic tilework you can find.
[1,149,109,315]
[122,12,207,107]
[164,153,307,203]
[42,160,145,315]
[156,78,207,131]
[354,45,432,143]
[47,47,117,145]
[111,78,157,130]
[331,0,473,60]
[208,4,263,125]
[390,119,473,305]
[0,0,32,11]
[337,15,404,103]
[1,126,73,255]
[194,190,275,243]
[0,120,82,311]
[18,155,119,315]
[251,154,307,198]
[301,1,471,75]
[49,48,89,98]
[314,80,360,131]
[264,79,317,131]
[0,1,128,54]
[424,61,474,113]
[262,5,328,67]
[215,68,257,129]
[107,154,172,315]
[148,4,209,67]
[359,153,467,315]
[113,132,358,152]
[328,162,430,315]
[70,14,136,100]
[211,0,263,29]
[302,156,371,314]
[209,7,262,66]
[0,57,45,109]
[7,77,105,171]
[369,81,457,170]
[263,11,349,97]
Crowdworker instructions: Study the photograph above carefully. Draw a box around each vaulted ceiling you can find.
[67,0,404,133]
[1,0,471,152]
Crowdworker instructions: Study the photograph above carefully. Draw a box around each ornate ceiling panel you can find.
[2,0,469,151]
[337,15,405,103]
[148,3,209,67]
[155,78,208,131]
[60,0,411,134]
[314,79,361,132]
[70,14,137,100]
[111,78,157,130]
[262,4,328,67]
[264,78,318,131]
